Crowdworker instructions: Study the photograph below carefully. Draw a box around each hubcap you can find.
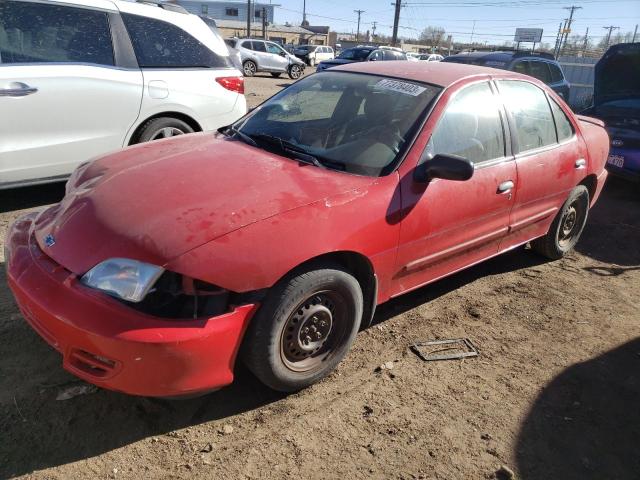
[244,63,255,75]
[150,127,184,140]
[280,292,347,372]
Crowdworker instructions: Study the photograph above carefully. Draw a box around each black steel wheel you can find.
[531,185,590,260]
[241,264,363,392]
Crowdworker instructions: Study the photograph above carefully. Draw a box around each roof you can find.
[215,19,321,35]
[331,61,530,88]
[446,50,556,63]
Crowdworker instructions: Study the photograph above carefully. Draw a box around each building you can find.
[176,0,275,23]
[215,19,327,45]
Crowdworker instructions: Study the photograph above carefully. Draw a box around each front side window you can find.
[122,13,231,68]
[232,72,441,176]
[499,80,557,152]
[549,98,574,141]
[429,82,506,164]
[338,48,372,61]
[548,63,564,83]
[266,43,283,55]
[0,0,113,65]
[369,50,383,61]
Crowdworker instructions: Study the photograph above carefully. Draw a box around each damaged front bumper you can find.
[5,213,258,397]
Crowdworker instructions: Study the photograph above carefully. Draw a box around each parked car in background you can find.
[294,44,335,66]
[406,52,421,61]
[419,53,444,62]
[0,0,245,190]
[6,62,609,397]
[582,42,640,182]
[226,38,305,79]
[443,51,570,100]
[316,45,407,71]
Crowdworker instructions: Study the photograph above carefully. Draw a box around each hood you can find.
[34,133,374,275]
[594,42,640,107]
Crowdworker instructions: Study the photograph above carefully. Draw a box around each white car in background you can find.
[419,53,444,62]
[0,0,246,189]
[406,52,421,61]
[293,45,335,66]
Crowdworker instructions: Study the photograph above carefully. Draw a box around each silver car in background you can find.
[225,38,305,79]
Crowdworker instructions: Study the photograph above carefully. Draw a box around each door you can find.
[0,0,143,186]
[392,81,517,296]
[249,40,271,69]
[265,42,290,72]
[496,79,586,248]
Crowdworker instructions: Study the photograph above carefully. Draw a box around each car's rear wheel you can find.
[309,57,316,66]
[288,64,303,79]
[270,72,282,78]
[243,60,257,77]
[241,264,363,392]
[531,185,590,260]
[135,117,194,143]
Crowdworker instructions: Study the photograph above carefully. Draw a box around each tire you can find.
[241,264,364,392]
[531,185,590,260]
[135,117,194,143]
[288,64,303,80]
[243,60,257,77]
[270,72,282,78]
[309,57,316,67]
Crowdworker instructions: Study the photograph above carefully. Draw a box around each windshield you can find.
[338,48,372,61]
[231,71,441,176]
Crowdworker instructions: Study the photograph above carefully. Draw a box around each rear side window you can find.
[512,61,529,75]
[0,0,113,65]
[383,50,404,61]
[430,82,506,164]
[548,63,564,83]
[251,41,266,52]
[499,80,557,152]
[528,61,552,84]
[122,13,230,68]
[549,98,574,141]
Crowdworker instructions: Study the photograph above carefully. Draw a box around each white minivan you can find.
[0,0,247,189]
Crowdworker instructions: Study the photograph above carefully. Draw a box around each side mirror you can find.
[279,51,286,57]
[414,153,474,183]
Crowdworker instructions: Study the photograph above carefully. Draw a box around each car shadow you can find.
[0,182,66,214]
[574,177,640,267]
[516,337,640,479]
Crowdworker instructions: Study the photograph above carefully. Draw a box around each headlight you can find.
[81,258,164,303]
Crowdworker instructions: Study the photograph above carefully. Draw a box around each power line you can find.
[560,5,582,55]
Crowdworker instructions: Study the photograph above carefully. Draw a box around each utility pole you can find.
[561,6,582,55]
[391,1,403,47]
[582,27,589,54]
[632,24,638,42]
[603,25,620,47]
[354,10,365,42]
[371,21,377,39]
[470,20,476,47]
[246,0,251,37]
[262,7,267,39]
[302,0,307,25]
[553,21,563,58]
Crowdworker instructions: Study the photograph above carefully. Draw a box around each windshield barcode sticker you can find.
[375,79,426,96]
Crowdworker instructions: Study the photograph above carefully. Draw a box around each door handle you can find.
[0,83,38,97]
[575,158,586,169]
[498,180,514,193]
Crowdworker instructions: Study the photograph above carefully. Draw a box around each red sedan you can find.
[6,62,609,397]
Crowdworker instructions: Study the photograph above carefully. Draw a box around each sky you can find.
[265,0,640,46]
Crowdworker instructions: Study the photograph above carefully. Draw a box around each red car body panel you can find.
[5,62,610,396]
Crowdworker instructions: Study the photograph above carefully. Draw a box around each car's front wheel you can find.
[243,60,257,77]
[531,185,590,259]
[135,117,194,143]
[288,64,303,79]
[241,264,363,392]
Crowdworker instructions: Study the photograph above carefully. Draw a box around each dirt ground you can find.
[1,72,639,480]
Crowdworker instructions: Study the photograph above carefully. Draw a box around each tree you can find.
[419,26,446,48]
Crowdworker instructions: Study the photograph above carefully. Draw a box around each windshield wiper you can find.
[220,125,258,147]
[250,133,334,170]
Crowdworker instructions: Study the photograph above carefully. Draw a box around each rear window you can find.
[122,13,231,68]
[0,0,114,66]
[528,61,552,84]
